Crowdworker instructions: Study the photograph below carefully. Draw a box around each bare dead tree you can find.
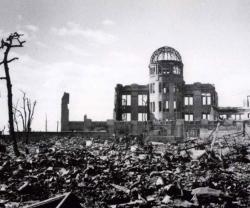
[14,91,37,145]
[23,92,37,144]
[13,100,20,133]
[0,32,26,156]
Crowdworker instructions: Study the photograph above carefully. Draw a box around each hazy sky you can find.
[0,0,250,131]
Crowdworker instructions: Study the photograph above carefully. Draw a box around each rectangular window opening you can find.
[202,113,210,120]
[185,114,194,121]
[202,93,211,105]
[122,94,131,106]
[122,113,131,121]
[138,94,147,106]
[165,101,169,109]
[184,96,193,106]
[138,113,147,121]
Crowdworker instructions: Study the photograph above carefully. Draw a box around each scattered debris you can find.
[0,135,249,207]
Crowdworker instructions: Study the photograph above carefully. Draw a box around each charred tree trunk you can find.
[0,32,25,156]
[3,48,19,156]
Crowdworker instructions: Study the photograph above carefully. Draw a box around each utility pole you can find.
[56,120,59,132]
[45,114,47,132]
[247,95,250,108]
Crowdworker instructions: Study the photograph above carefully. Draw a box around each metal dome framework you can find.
[150,46,182,64]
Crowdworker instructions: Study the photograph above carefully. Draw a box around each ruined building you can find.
[61,46,249,133]
[61,92,107,132]
[114,46,218,122]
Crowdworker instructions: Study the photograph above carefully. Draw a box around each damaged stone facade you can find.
[114,46,218,122]
[113,84,150,122]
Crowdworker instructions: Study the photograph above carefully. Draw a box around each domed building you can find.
[149,46,185,121]
[114,46,218,122]
[60,46,248,133]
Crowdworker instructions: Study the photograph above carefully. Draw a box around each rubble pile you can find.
[0,136,249,207]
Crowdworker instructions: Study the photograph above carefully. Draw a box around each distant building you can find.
[210,96,250,121]
[211,106,250,121]
[61,92,107,132]
[114,46,218,122]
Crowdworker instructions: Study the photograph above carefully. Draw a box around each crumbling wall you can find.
[112,121,149,135]
[61,92,70,131]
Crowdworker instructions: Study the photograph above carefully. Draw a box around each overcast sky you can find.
[0,0,250,131]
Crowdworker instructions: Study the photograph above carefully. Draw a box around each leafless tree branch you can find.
[14,91,37,144]
[7,57,19,63]
[13,100,20,132]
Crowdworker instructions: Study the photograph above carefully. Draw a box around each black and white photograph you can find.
[0,0,249,207]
